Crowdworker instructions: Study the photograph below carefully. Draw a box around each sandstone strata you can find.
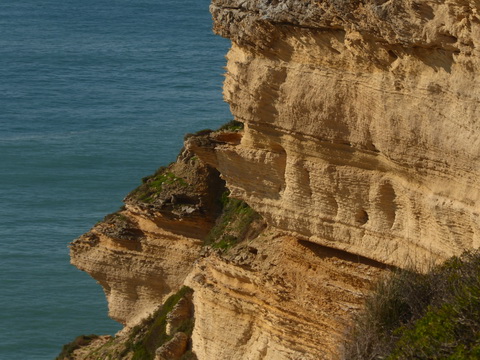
[187,231,384,359]
[191,0,480,268]
[64,1,480,359]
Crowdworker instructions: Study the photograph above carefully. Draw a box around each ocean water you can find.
[0,1,230,358]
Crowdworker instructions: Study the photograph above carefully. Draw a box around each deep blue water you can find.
[0,1,230,358]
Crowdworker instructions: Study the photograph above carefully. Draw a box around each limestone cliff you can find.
[199,0,480,268]
[64,1,480,359]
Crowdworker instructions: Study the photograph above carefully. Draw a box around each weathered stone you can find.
[166,296,193,336]
[155,332,189,360]
[70,151,224,326]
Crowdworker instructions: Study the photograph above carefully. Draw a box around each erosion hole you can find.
[355,209,369,225]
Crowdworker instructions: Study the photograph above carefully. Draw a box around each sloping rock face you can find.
[186,232,384,360]
[194,0,480,268]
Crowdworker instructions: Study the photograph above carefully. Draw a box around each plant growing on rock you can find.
[204,190,261,250]
[343,251,480,360]
[134,169,189,204]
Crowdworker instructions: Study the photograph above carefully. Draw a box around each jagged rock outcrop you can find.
[60,287,196,360]
[155,332,189,360]
[188,0,480,268]
[70,150,225,326]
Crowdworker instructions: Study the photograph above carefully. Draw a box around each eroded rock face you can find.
[187,0,480,268]
[186,231,384,360]
[70,150,225,326]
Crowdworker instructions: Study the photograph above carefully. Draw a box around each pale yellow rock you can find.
[70,152,224,326]
[70,207,203,326]
[187,0,480,269]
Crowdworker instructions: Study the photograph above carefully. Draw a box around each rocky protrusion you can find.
[195,0,480,268]
[186,232,386,359]
[70,151,225,326]
[155,332,189,360]
[166,296,193,336]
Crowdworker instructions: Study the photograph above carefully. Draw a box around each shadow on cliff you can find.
[298,239,392,270]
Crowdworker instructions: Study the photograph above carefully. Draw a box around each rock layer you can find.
[188,0,480,268]
[186,231,384,359]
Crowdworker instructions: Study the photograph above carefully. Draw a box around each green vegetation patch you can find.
[104,212,129,223]
[124,286,194,360]
[132,167,189,204]
[205,191,260,250]
[217,120,244,132]
[344,251,480,360]
[183,120,243,141]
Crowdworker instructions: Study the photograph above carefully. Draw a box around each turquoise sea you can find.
[0,1,230,358]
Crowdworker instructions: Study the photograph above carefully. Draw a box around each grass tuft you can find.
[124,286,194,360]
[132,168,188,204]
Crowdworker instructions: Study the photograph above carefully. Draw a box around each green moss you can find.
[205,191,259,250]
[183,121,243,141]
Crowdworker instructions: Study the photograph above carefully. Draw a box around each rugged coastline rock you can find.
[70,149,225,326]
[63,1,480,359]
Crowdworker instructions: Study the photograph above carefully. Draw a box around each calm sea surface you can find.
[0,0,230,358]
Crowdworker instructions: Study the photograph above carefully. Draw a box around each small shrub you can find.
[343,251,480,360]
[217,120,244,132]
